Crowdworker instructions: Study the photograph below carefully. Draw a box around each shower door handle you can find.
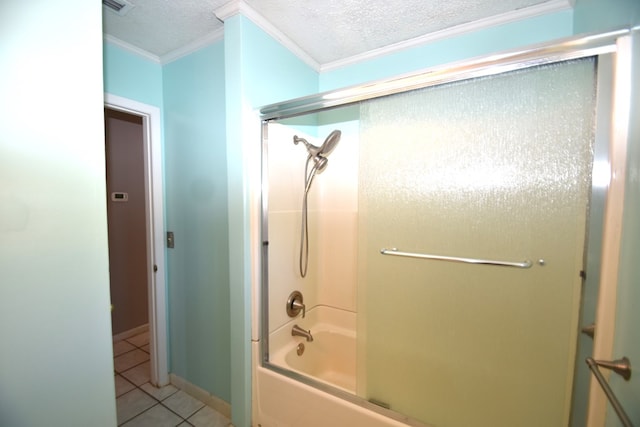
[380,248,532,268]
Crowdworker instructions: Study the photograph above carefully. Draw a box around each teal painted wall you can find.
[162,41,231,402]
[574,0,640,34]
[0,1,116,426]
[103,42,163,107]
[222,17,250,426]
[223,15,318,426]
[241,18,319,107]
[319,10,573,91]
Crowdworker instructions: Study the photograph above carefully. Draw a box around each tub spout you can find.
[292,324,313,342]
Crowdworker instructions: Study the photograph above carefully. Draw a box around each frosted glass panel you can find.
[358,59,596,427]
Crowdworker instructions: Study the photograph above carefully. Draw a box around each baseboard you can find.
[170,373,232,419]
[112,323,149,342]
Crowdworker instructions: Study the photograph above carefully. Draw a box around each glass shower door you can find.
[357,58,597,427]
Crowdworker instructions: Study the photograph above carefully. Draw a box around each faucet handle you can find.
[292,299,306,318]
[286,290,306,318]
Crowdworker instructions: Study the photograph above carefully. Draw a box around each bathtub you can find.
[254,306,418,427]
[268,305,356,393]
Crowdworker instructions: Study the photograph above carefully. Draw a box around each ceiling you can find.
[102,0,570,67]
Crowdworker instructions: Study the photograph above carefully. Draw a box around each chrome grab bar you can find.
[379,248,532,269]
[585,357,634,427]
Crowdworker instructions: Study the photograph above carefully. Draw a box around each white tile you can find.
[121,403,183,427]
[140,382,179,401]
[121,361,151,386]
[114,349,150,373]
[116,389,156,425]
[188,405,231,427]
[126,331,150,347]
[162,390,204,419]
[115,374,136,397]
[113,340,136,357]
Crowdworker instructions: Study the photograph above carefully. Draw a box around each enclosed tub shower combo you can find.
[255,29,637,427]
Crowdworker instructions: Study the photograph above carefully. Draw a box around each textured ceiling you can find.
[102,0,226,56]
[102,0,565,65]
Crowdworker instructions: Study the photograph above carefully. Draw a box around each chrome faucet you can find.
[292,324,313,342]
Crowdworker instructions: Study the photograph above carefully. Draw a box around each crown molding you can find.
[214,0,244,20]
[320,0,573,72]
[215,0,320,71]
[160,28,225,64]
[105,0,571,73]
[103,34,161,63]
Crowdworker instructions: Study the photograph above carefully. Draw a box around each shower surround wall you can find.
[267,116,359,335]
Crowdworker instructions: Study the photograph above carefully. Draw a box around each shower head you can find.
[313,155,328,174]
[293,130,341,174]
[319,130,341,157]
[295,130,341,278]
[293,130,341,158]
[293,135,322,157]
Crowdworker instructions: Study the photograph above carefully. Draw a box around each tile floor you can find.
[114,331,232,427]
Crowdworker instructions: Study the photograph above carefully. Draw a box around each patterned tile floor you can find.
[114,331,232,427]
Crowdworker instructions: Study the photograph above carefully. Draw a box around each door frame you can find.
[586,33,634,427]
[105,93,168,387]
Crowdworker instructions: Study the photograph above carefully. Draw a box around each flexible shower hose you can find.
[299,155,320,278]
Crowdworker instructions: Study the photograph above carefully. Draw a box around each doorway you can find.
[105,108,148,337]
[104,94,168,387]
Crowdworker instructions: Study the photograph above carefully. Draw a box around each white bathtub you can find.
[269,306,356,393]
[254,305,421,427]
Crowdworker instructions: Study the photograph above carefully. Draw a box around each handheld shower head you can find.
[312,155,328,174]
[294,129,341,278]
[293,130,341,175]
[319,130,341,157]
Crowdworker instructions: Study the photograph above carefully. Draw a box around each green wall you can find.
[0,1,116,425]
[162,41,231,402]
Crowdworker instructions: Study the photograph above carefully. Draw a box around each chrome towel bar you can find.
[379,248,532,269]
[586,357,633,427]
